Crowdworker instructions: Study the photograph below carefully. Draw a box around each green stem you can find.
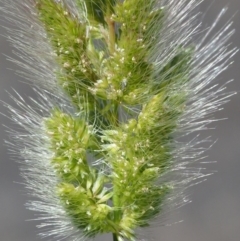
[106,3,119,241]
[113,233,118,241]
[105,4,115,55]
[107,17,115,54]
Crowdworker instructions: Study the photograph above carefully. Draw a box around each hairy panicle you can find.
[0,1,237,241]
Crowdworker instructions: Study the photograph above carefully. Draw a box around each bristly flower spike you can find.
[0,0,237,241]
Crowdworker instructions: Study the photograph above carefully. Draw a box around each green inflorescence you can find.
[39,0,193,240]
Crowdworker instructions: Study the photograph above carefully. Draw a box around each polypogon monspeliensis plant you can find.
[0,0,237,241]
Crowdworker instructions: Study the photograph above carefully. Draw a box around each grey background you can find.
[0,1,239,241]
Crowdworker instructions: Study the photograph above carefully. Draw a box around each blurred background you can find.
[0,1,239,241]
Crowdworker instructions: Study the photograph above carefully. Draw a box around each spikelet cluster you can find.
[0,1,237,241]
